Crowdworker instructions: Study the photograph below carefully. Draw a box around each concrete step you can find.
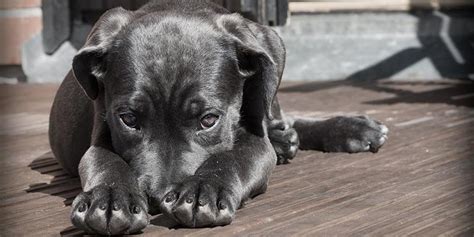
[275,10,474,81]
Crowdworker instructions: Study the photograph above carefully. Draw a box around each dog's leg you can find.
[70,146,149,235]
[292,115,389,153]
[159,131,275,227]
[49,72,94,176]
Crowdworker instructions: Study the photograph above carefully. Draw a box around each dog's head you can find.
[72,7,283,206]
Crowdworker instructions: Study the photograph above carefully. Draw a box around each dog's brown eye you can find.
[120,113,138,129]
[200,114,219,129]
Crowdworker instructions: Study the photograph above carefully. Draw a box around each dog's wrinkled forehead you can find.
[106,15,239,100]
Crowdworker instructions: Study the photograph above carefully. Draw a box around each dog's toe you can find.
[367,125,389,153]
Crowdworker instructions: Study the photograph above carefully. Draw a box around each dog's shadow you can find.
[26,152,86,235]
[27,152,81,206]
[26,152,178,236]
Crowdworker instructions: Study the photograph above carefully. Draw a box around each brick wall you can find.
[0,0,42,65]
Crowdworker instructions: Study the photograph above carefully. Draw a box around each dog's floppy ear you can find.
[72,7,134,100]
[217,14,284,134]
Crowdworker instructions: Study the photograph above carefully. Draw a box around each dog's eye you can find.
[120,113,138,129]
[200,114,219,129]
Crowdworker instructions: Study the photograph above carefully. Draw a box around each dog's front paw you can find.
[323,115,389,153]
[71,184,148,235]
[268,120,299,164]
[160,177,238,227]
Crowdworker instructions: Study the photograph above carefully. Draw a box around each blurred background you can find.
[1,0,473,84]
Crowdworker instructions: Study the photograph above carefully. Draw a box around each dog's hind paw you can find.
[268,120,299,164]
[321,115,389,153]
[70,184,149,235]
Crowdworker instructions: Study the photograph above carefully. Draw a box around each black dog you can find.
[49,0,388,234]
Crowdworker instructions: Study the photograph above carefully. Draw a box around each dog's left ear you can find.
[72,7,135,100]
[217,14,284,126]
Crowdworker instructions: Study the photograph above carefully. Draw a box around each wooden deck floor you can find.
[0,80,473,236]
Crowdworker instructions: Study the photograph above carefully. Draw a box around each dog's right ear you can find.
[72,7,134,100]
